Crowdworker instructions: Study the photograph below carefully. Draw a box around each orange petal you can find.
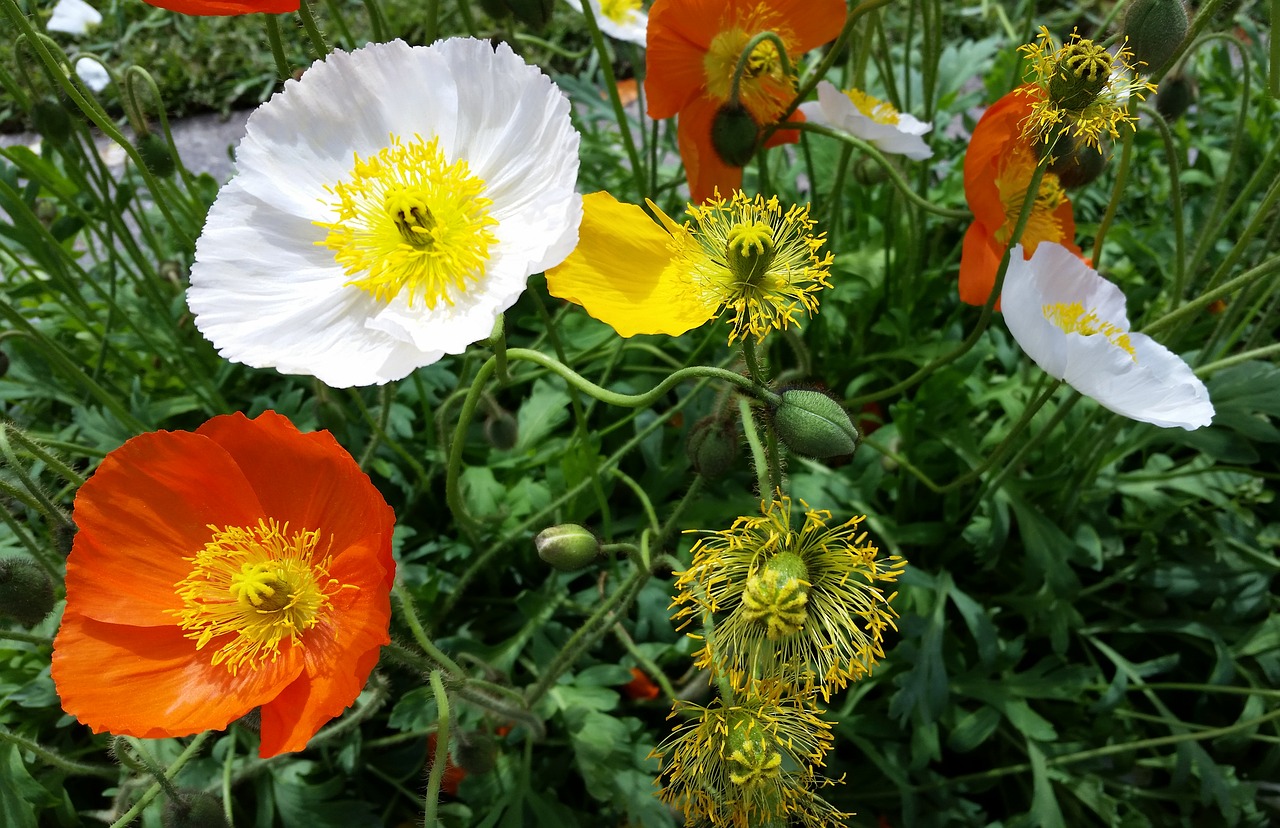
[52,612,303,739]
[959,220,1004,309]
[678,95,744,204]
[196,411,397,589]
[645,0,723,118]
[964,87,1036,227]
[764,0,846,52]
[66,430,264,627]
[143,0,297,13]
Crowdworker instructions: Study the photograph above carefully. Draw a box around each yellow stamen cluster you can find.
[994,144,1068,249]
[702,7,795,122]
[844,88,901,125]
[172,519,352,674]
[317,133,498,308]
[1044,302,1138,360]
[1018,26,1158,150]
[599,0,641,24]
[675,191,833,343]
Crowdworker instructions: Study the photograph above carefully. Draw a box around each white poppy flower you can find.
[799,80,933,160]
[48,0,101,35]
[74,57,109,92]
[1002,242,1214,430]
[564,0,648,47]
[187,38,582,388]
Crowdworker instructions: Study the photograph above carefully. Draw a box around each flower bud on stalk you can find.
[1038,130,1107,189]
[771,389,859,458]
[1124,0,1190,72]
[0,558,55,626]
[453,729,499,775]
[535,524,601,571]
[710,102,759,167]
[135,132,176,178]
[686,415,738,478]
[162,792,230,828]
[1156,72,1197,120]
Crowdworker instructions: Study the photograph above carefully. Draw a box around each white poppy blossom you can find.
[1002,242,1214,430]
[564,0,648,47]
[188,38,582,387]
[799,80,933,160]
[48,0,101,35]
[74,57,109,92]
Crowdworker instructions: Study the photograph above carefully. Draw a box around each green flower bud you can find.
[686,415,738,479]
[535,524,600,571]
[1156,72,1196,121]
[710,102,758,168]
[484,409,519,451]
[1047,35,1113,112]
[852,155,890,186]
[135,133,176,178]
[1042,130,1107,189]
[162,791,230,828]
[0,558,55,627]
[31,97,73,147]
[453,730,498,775]
[504,0,554,29]
[1124,0,1189,72]
[772,389,858,459]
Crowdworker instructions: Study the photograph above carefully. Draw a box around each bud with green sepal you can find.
[135,132,176,178]
[31,96,73,147]
[771,389,858,459]
[162,792,230,828]
[687,415,739,479]
[453,729,499,775]
[1037,129,1107,189]
[711,101,759,168]
[1156,72,1196,120]
[535,524,601,571]
[1124,0,1189,72]
[0,558,55,627]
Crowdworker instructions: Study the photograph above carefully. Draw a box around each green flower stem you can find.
[613,623,678,704]
[322,0,356,47]
[610,469,662,540]
[446,349,769,536]
[361,0,387,42]
[423,0,440,44]
[525,562,654,706]
[454,0,478,37]
[1272,0,1280,97]
[423,670,450,828]
[0,426,73,533]
[576,0,647,200]
[392,581,467,678]
[729,31,793,103]
[107,732,210,828]
[0,13,193,251]
[265,15,294,79]
[847,155,1052,408]
[220,735,235,825]
[1143,255,1280,337]
[1139,104,1187,301]
[0,507,59,580]
[738,396,771,498]
[0,728,115,779]
[348,388,432,490]
[795,122,970,220]
[970,391,1083,509]
[297,0,331,57]
[1090,130,1133,268]
[122,738,181,801]
[1198,172,1280,305]
[0,629,52,646]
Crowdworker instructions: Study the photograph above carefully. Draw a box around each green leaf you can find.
[947,705,1002,753]
[0,743,45,828]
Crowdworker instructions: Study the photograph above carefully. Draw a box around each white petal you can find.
[1002,242,1214,430]
[807,81,932,159]
[48,0,101,35]
[74,57,109,92]
[188,37,582,388]
[563,0,649,46]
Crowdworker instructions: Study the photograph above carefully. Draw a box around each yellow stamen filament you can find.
[1043,302,1137,360]
[317,133,497,309]
[173,519,353,674]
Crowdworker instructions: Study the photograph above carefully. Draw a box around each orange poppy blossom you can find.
[959,85,1083,308]
[142,0,297,14]
[52,411,395,758]
[646,0,846,203]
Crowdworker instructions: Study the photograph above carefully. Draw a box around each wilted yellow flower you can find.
[652,679,848,828]
[674,496,905,699]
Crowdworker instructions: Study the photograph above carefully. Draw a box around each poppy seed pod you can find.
[1047,35,1114,112]
[772,389,859,458]
[1124,0,1189,72]
[135,133,176,178]
[1042,130,1107,189]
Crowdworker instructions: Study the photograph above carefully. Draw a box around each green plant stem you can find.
[362,0,387,41]
[265,15,294,79]
[613,624,678,703]
[610,469,661,540]
[1143,255,1280,336]
[576,0,646,200]
[525,562,654,705]
[1272,0,1280,97]
[392,582,467,677]
[0,728,116,778]
[423,670,450,828]
[739,396,770,497]
[108,732,210,828]
[1090,130,1133,268]
[0,427,73,533]
[0,629,52,646]
[297,0,331,57]
[1140,104,1187,301]
[795,122,970,219]
[1194,342,1280,376]
[122,738,181,801]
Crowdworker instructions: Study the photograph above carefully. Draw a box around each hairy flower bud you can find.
[162,792,229,828]
[504,0,555,29]
[535,524,601,571]
[772,389,858,458]
[484,408,519,451]
[710,102,759,168]
[31,97,73,146]
[1040,130,1107,189]
[135,133,176,178]
[453,729,499,775]
[0,558,55,627]
[1156,72,1196,121]
[686,415,738,478]
[1124,0,1189,72]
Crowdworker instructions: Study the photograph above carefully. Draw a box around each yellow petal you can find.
[546,192,716,337]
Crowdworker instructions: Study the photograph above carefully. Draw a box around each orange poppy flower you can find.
[621,666,661,701]
[646,0,846,203]
[52,411,395,758]
[143,0,298,14]
[959,85,1082,308]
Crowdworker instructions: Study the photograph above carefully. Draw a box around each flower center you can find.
[844,88,900,125]
[172,519,352,674]
[702,12,794,122]
[1042,302,1137,360]
[677,191,832,343]
[317,133,498,309]
[1049,36,1113,111]
[994,145,1067,254]
[741,551,810,640]
[599,0,640,23]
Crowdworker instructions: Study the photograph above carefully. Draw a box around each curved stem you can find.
[730,31,793,102]
[107,733,210,828]
[297,0,331,57]
[1139,104,1186,301]
[1090,130,1133,268]
[423,670,450,827]
[0,728,116,779]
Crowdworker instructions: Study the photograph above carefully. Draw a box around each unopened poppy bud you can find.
[1047,35,1113,111]
[772,389,858,458]
[1156,72,1196,120]
[686,415,738,479]
[162,791,229,828]
[453,730,498,775]
[505,0,554,29]
[1124,0,1189,71]
[31,97,72,146]
[135,133,176,178]
[1042,130,1107,188]
[852,155,890,186]
[535,524,600,571]
[0,558,55,627]
[484,409,519,450]
[710,102,758,168]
